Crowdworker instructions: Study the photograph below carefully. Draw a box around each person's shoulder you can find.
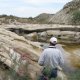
[55,48,61,52]
[43,47,50,51]
[43,48,49,50]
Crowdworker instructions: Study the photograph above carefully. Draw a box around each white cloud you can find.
[23,0,72,5]
[0,0,72,17]
[14,7,58,17]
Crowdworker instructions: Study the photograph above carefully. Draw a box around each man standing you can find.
[38,37,64,80]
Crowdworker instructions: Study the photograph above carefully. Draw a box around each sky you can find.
[0,0,72,18]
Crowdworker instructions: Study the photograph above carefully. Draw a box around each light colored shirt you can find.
[38,46,64,68]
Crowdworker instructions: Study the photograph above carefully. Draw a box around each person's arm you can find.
[38,50,46,66]
[57,50,64,71]
[59,50,64,65]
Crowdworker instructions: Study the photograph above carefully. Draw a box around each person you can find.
[38,37,65,80]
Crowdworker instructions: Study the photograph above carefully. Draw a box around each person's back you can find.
[38,37,66,80]
[38,46,64,69]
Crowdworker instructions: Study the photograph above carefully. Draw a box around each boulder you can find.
[24,32,38,41]
[0,28,42,80]
[46,30,60,37]
[38,32,48,41]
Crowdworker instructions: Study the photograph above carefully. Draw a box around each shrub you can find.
[72,10,80,25]
[7,48,30,80]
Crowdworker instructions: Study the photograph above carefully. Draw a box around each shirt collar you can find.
[49,46,56,48]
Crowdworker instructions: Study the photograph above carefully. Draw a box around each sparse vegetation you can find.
[68,69,80,80]
[8,48,30,80]
[0,46,30,80]
[72,10,80,25]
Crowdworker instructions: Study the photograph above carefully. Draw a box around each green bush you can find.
[68,69,80,80]
[7,48,30,80]
[72,11,80,25]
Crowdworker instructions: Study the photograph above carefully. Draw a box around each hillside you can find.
[48,0,80,25]
[34,13,54,24]
[0,13,54,24]
[33,0,80,24]
[0,15,35,24]
[0,0,80,25]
